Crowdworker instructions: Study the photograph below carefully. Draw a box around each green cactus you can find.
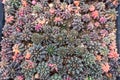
[67,35,75,44]
[6,7,16,15]
[105,9,118,20]
[36,62,50,79]
[6,0,21,9]
[46,44,57,56]
[75,39,82,46]
[82,52,96,66]
[42,33,54,45]
[96,2,105,11]
[31,33,43,45]
[29,44,46,62]
[67,45,76,55]
[69,29,78,38]
[66,56,84,76]
[54,34,66,45]
[98,46,109,56]
[75,44,87,55]
[50,74,62,80]
[105,21,116,32]
[81,34,91,44]
[85,76,94,80]
[102,37,111,45]
[57,47,68,57]
[32,3,42,13]
[43,25,52,34]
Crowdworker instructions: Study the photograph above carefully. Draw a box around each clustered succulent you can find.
[0,0,119,80]
[49,74,62,80]
[66,56,83,76]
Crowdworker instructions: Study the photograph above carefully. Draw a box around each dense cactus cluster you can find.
[0,0,120,80]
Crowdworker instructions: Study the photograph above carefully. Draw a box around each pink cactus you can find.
[100,29,108,38]
[18,8,24,17]
[16,76,24,80]
[32,0,37,5]
[87,22,94,30]
[66,76,72,80]
[54,17,62,22]
[49,8,55,14]
[89,5,95,11]
[16,27,21,32]
[94,22,100,27]
[108,50,119,60]
[26,60,35,69]
[99,16,107,24]
[91,10,99,19]
[48,63,58,72]
[34,24,42,32]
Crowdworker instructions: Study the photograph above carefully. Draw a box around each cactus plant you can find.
[52,26,60,35]
[98,46,109,56]
[105,9,118,20]
[61,11,71,20]
[54,33,66,45]
[21,60,36,80]
[96,2,105,11]
[81,2,89,13]
[32,3,42,13]
[82,52,96,65]
[12,43,25,54]
[29,44,46,62]
[57,47,68,57]
[31,33,43,45]
[6,0,21,10]
[36,62,50,79]
[48,56,63,72]
[71,16,84,31]
[45,44,57,56]
[75,44,87,55]
[42,33,54,45]
[50,74,62,80]
[19,29,32,41]
[4,62,22,79]
[66,56,84,76]
[82,14,91,22]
